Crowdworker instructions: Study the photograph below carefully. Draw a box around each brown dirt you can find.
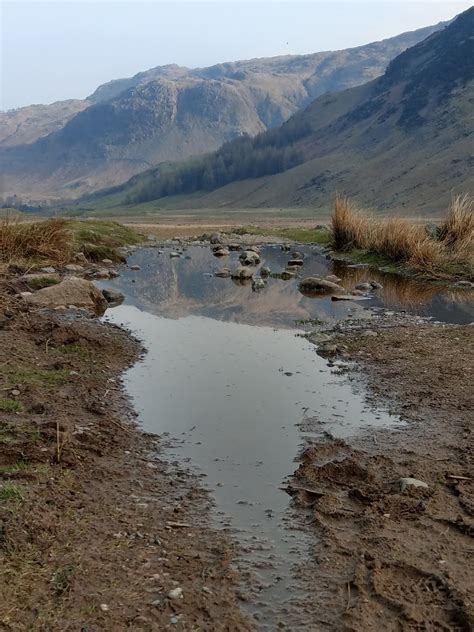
[0,282,251,631]
[292,324,473,630]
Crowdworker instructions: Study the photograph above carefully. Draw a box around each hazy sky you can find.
[2,1,472,110]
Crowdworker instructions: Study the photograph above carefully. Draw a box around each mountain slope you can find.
[0,21,445,201]
[110,8,473,216]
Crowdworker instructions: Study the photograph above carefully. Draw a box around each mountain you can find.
[109,8,473,216]
[0,21,446,202]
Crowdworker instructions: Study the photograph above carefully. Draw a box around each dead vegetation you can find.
[331,194,473,278]
[0,216,72,265]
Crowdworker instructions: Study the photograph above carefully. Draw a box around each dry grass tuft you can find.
[0,216,72,264]
[330,194,473,278]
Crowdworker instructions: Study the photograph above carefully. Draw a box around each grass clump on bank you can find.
[331,194,473,279]
[0,217,72,264]
[234,225,331,244]
[0,216,142,266]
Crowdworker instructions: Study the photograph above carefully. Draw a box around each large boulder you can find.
[298,277,345,295]
[24,277,108,315]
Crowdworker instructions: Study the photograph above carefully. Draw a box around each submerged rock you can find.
[288,259,304,267]
[252,278,266,291]
[231,266,254,280]
[130,264,141,270]
[214,268,231,278]
[260,266,271,278]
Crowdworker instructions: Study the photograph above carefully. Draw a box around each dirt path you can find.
[292,323,474,630]
[0,290,251,631]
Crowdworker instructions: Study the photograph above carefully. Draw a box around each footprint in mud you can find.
[370,562,471,631]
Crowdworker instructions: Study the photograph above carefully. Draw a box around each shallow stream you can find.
[102,244,473,627]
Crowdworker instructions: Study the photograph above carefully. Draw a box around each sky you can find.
[1,1,472,110]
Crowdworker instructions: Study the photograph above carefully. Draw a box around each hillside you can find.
[0,21,445,202]
[106,8,473,217]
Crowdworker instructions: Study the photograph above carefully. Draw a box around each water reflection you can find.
[101,245,473,326]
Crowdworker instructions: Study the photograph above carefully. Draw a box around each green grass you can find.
[66,219,142,262]
[0,483,24,502]
[0,461,30,474]
[0,398,24,413]
[237,225,331,244]
[56,343,90,359]
[4,367,70,387]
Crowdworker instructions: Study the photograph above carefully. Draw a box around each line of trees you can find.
[125,114,311,204]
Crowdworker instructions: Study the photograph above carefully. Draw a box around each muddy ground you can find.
[292,322,473,630]
[1,250,473,631]
[0,285,251,631]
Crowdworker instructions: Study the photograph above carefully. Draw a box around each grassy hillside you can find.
[90,8,473,218]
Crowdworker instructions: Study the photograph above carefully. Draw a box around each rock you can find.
[65,264,84,273]
[40,266,56,274]
[109,269,120,278]
[260,266,271,278]
[252,278,266,291]
[291,252,303,259]
[210,233,222,244]
[23,273,60,287]
[280,245,291,252]
[169,252,180,259]
[239,250,260,266]
[362,330,378,337]
[279,271,296,280]
[102,288,124,305]
[288,259,304,267]
[24,277,108,315]
[318,343,338,357]
[92,268,111,279]
[425,223,440,240]
[19,291,33,298]
[325,275,342,283]
[399,477,428,492]
[167,587,183,600]
[101,258,113,265]
[453,280,474,288]
[228,243,241,251]
[246,245,260,254]
[369,280,383,289]
[231,266,253,280]
[213,248,229,257]
[130,264,141,270]
[73,252,88,264]
[351,289,366,296]
[355,282,373,291]
[299,277,345,295]
[214,268,231,278]
[331,295,371,301]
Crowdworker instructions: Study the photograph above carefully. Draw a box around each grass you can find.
[0,217,72,264]
[0,398,24,413]
[4,367,70,387]
[0,483,24,502]
[0,461,30,474]
[0,215,142,266]
[26,276,60,290]
[331,194,473,279]
[236,225,331,244]
[69,219,142,262]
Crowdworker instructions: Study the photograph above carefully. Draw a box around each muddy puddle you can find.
[101,244,473,628]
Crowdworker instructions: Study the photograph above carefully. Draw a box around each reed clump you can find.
[0,217,72,264]
[330,194,473,278]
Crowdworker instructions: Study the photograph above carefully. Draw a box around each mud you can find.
[0,285,251,631]
[293,323,473,630]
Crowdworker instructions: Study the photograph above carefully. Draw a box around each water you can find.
[104,244,474,326]
[101,244,472,627]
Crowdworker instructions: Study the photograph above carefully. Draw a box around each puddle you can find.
[101,244,472,627]
[104,244,474,326]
